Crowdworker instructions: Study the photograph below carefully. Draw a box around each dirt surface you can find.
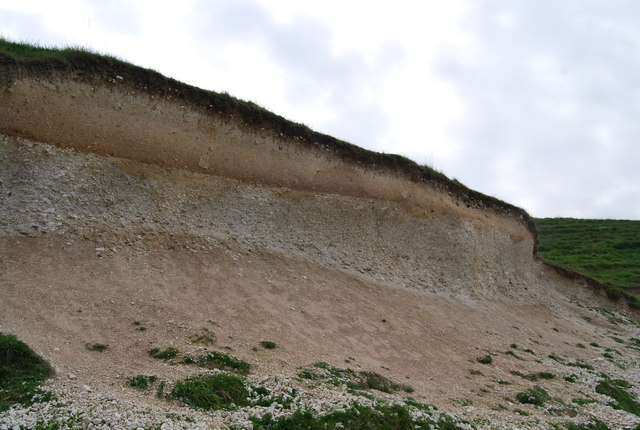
[0,71,639,429]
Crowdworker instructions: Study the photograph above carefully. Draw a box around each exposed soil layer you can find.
[0,54,639,429]
[1,136,639,429]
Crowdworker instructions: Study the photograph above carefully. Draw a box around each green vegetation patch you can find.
[561,420,610,430]
[148,347,180,360]
[86,343,108,352]
[0,332,54,411]
[260,340,277,350]
[476,355,493,365]
[127,375,158,391]
[171,373,251,410]
[249,403,474,430]
[511,370,555,381]
[535,218,640,307]
[182,350,251,375]
[304,362,413,394]
[595,377,640,417]
[515,386,550,406]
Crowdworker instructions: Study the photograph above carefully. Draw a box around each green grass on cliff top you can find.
[535,218,640,306]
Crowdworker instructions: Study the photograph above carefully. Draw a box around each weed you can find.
[303,363,412,394]
[514,408,530,416]
[562,419,610,430]
[469,369,483,376]
[524,348,536,355]
[516,386,550,406]
[505,350,524,360]
[249,403,473,430]
[567,360,594,371]
[171,373,250,410]
[183,350,251,374]
[0,332,54,412]
[148,347,180,360]
[190,328,216,345]
[260,341,277,350]
[590,342,601,348]
[548,406,578,417]
[297,369,318,380]
[564,374,579,383]
[511,371,554,382]
[572,397,596,406]
[595,377,640,416]
[548,353,565,363]
[86,343,108,352]
[577,343,586,349]
[156,380,166,398]
[352,371,413,393]
[126,375,158,391]
[477,355,493,365]
[453,398,473,406]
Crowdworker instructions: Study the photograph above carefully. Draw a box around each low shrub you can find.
[0,333,54,411]
[170,373,250,410]
[516,386,550,406]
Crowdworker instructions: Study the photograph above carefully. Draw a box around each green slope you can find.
[535,218,640,307]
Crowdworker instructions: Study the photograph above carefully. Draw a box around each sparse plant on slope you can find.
[0,332,54,412]
[170,373,251,410]
[595,376,640,417]
[148,347,180,360]
[182,350,251,374]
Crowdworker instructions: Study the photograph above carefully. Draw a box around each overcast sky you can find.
[2,0,639,219]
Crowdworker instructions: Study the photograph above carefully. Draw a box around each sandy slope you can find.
[1,135,639,429]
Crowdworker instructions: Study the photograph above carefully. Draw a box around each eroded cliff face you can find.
[0,73,538,301]
[4,60,640,430]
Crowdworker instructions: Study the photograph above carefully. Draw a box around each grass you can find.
[515,386,550,406]
[476,355,493,365]
[303,363,413,394]
[170,373,251,410]
[148,347,180,360]
[0,332,54,412]
[535,218,640,306]
[511,371,554,381]
[190,328,216,345]
[260,340,277,349]
[595,377,640,417]
[249,403,474,430]
[86,343,108,352]
[182,350,251,375]
[126,375,158,391]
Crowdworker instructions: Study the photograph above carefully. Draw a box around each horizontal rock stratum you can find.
[1,47,639,429]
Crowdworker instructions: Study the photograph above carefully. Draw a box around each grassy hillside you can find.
[535,218,640,306]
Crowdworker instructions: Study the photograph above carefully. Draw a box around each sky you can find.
[1,0,639,219]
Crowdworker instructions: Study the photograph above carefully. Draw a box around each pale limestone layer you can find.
[0,76,529,239]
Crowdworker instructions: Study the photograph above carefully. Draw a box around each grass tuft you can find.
[595,377,640,417]
[86,343,108,352]
[126,375,158,391]
[170,373,250,410]
[148,347,180,360]
[259,341,277,350]
[0,332,54,412]
[182,350,251,374]
[515,386,550,406]
[476,355,493,365]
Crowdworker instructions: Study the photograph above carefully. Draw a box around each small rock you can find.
[82,384,92,392]
[67,373,76,380]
